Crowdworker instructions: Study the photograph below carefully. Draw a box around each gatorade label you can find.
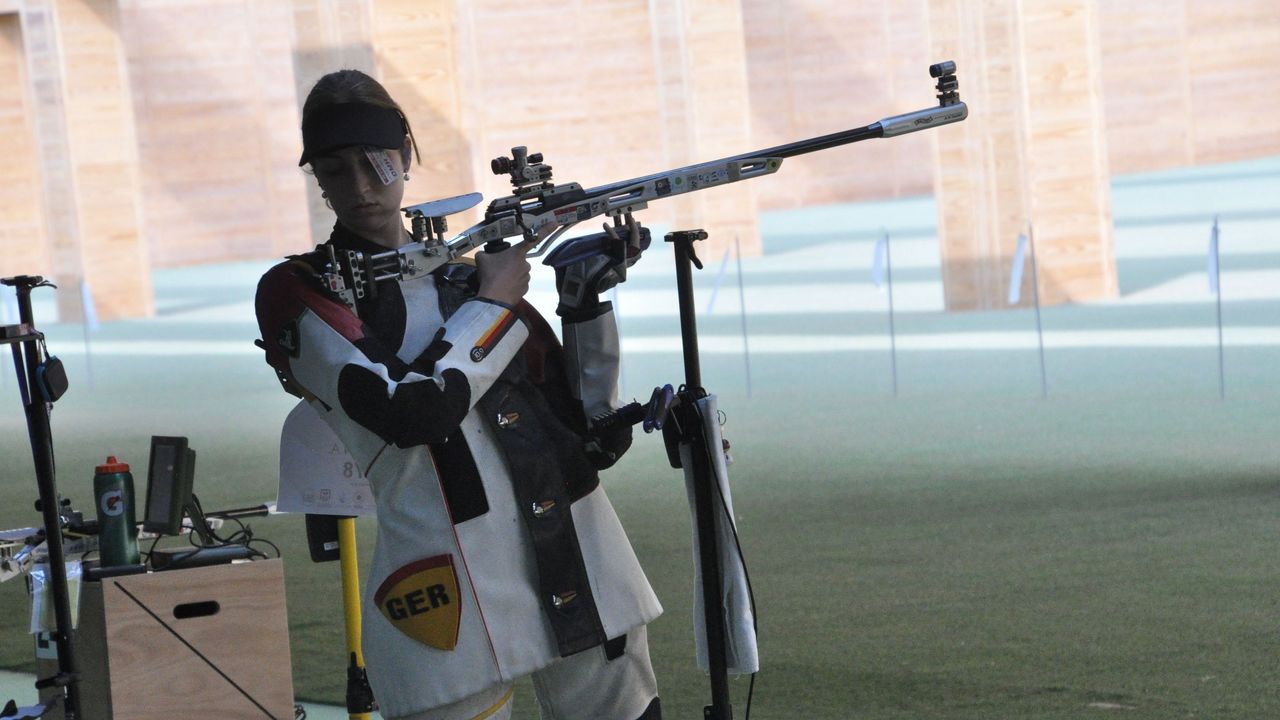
[101,489,125,517]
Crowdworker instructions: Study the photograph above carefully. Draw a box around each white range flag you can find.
[1007,233,1028,305]
[1207,217,1220,295]
[871,233,888,289]
[79,280,99,332]
[1,286,16,325]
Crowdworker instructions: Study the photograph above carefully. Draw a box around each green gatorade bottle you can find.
[94,456,140,567]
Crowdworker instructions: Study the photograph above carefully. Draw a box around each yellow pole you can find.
[338,517,374,719]
[339,517,363,664]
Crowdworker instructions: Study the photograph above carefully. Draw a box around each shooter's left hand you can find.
[603,212,645,270]
[554,212,650,321]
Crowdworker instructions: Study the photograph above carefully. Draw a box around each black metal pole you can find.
[883,231,899,397]
[672,232,704,389]
[667,231,733,719]
[1211,216,1225,400]
[4,276,80,718]
[1027,226,1048,399]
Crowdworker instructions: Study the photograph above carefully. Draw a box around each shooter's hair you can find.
[300,69,421,166]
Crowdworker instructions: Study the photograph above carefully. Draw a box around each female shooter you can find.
[255,69,662,720]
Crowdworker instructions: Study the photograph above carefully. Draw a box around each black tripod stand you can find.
[2,275,79,720]
[662,229,751,720]
[600,230,753,719]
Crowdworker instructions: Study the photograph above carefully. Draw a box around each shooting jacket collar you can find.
[326,221,413,256]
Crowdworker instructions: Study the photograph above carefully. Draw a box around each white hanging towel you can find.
[681,393,759,674]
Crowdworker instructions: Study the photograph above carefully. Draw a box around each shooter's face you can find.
[311,141,408,245]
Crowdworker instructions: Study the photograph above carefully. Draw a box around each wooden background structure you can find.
[929,0,1117,310]
[0,0,1277,318]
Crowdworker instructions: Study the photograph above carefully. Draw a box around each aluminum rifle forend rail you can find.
[322,61,968,314]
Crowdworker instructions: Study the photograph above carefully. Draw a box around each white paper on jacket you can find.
[278,400,376,516]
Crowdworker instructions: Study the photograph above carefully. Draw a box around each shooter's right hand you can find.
[475,240,532,307]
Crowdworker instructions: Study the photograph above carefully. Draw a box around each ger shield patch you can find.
[470,309,515,362]
[374,555,461,651]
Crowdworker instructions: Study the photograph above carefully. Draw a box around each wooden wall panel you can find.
[0,13,50,280]
[929,0,1116,311]
[1098,0,1280,174]
[291,0,377,84]
[251,0,315,259]
[1184,0,1280,164]
[21,1,83,298]
[372,0,472,214]
[455,0,670,234]
[56,0,153,319]
[742,0,935,212]
[457,1,660,177]
[5,0,1274,311]
[650,0,760,256]
[119,0,309,266]
[1021,0,1116,305]
[1096,1,1193,174]
[22,0,152,320]
[743,1,1280,201]
[290,0,377,247]
[927,0,1027,310]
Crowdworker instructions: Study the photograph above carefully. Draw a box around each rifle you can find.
[321,61,967,313]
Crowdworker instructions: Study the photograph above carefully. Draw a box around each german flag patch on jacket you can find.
[374,555,461,651]
[470,308,516,362]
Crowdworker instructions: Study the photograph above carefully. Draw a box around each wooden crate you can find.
[40,560,294,720]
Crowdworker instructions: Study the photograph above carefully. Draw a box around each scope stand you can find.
[662,230,734,720]
[1,276,79,720]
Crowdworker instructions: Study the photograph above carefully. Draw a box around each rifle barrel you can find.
[585,101,966,200]
[729,124,883,161]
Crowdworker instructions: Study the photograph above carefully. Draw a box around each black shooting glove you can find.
[554,213,648,322]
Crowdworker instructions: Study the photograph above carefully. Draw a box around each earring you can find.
[321,190,328,198]
[403,172,410,182]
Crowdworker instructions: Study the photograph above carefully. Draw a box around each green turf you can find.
[3,351,1277,718]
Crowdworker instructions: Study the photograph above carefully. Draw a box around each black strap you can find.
[604,634,628,661]
[635,697,662,720]
[477,366,606,656]
[439,268,607,656]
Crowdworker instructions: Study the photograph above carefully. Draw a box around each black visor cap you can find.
[299,103,406,167]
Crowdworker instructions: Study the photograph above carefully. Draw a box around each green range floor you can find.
[1,156,1278,719]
